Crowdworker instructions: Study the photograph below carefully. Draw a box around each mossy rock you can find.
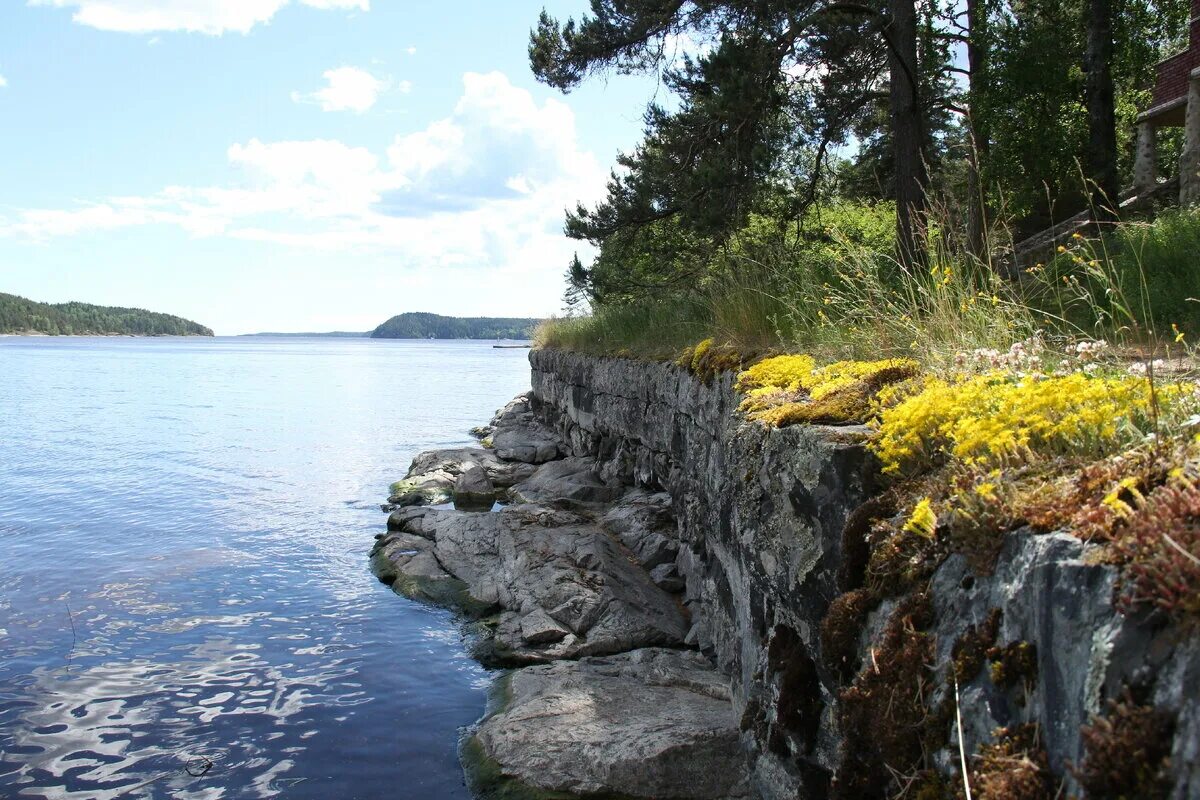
[388,478,453,506]
[369,548,495,617]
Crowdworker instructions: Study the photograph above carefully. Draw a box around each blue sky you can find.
[0,1,670,333]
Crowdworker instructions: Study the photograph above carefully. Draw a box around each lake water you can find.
[0,336,534,799]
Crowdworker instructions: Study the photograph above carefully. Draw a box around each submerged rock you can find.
[465,648,750,800]
[377,504,689,664]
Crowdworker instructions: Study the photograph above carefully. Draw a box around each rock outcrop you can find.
[466,649,751,800]
[374,349,1200,800]
[375,503,689,664]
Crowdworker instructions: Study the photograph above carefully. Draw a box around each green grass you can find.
[538,206,1200,374]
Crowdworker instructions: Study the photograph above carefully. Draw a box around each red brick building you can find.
[1136,0,1200,201]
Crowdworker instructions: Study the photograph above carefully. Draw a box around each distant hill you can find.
[370,312,539,340]
[0,292,212,336]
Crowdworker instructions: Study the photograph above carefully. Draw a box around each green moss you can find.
[819,588,875,682]
[388,478,452,506]
[369,549,495,617]
[987,640,1038,692]
[951,608,1003,683]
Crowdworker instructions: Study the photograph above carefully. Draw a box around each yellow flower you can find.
[974,482,998,500]
[1173,323,1185,344]
[902,498,938,539]
[1057,245,1068,253]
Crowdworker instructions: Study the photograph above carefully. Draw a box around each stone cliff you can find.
[372,348,1200,799]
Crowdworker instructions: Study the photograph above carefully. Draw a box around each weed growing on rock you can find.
[820,588,875,682]
[987,641,1038,695]
[1110,470,1200,617]
[834,592,935,799]
[968,724,1055,800]
[1073,695,1175,799]
[951,609,1003,684]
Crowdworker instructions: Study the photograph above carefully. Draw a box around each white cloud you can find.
[0,75,7,88]
[406,46,416,55]
[28,0,368,35]
[292,66,386,113]
[0,72,608,310]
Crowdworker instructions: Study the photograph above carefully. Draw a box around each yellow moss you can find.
[690,338,714,372]
[872,372,1196,476]
[735,354,817,393]
[737,356,922,426]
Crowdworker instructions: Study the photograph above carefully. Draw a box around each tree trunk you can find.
[966,0,990,260]
[888,0,929,269]
[1085,0,1118,223]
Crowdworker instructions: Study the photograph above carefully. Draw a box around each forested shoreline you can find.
[370,312,539,340]
[0,292,212,336]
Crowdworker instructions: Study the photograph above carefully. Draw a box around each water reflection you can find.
[0,337,530,799]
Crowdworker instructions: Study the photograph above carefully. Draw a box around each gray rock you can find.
[453,463,495,510]
[488,392,566,464]
[518,608,569,645]
[388,447,537,507]
[374,504,689,664]
[508,458,627,507]
[526,347,1200,799]
[650,562,686,593]
[466,648,750,800]
[600,489,679,568]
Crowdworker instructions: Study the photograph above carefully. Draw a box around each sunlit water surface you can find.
[0,336,533,799]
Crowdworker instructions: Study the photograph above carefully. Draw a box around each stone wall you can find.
[529,348,1200,800]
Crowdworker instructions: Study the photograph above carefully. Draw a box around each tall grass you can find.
[537,204,1200,373]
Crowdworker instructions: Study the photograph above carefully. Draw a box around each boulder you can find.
[388,447,537,507]
[600,489,679,569]
[488,392,565,464]
[465,648,750,800]
[453,464,495,510]
[508,458,626,508]
[374,504,690,664]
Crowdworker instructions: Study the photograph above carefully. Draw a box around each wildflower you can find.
[1174,323,1185,344]
[1057,245,1068,253]
[1127,360,1168,376]
[902,498,938,539]
[1072,232,1083,240]
[974,482,998,499]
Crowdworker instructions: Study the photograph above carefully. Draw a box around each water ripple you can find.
[0,337,531,799]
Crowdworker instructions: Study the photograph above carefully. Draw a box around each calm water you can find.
[0,336,533,799]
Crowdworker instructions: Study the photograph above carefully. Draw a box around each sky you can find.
[0,1,671,334]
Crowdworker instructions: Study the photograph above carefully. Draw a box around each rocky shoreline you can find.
[372,392,745,798]
[372,351,1200,800]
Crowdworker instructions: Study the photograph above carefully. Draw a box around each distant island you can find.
[370,312,539,340]
[0,292,212,336]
